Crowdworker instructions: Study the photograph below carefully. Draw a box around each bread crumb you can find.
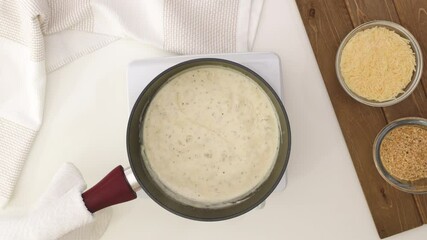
[380,125,427,181]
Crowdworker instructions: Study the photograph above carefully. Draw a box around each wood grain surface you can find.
[296,0,427,238]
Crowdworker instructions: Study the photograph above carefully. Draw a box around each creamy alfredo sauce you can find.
[142,65,280,207]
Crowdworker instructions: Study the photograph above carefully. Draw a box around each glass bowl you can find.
[373,117,427,194]
[336,20,423,107]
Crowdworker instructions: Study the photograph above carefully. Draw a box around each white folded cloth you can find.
[0,0,263,208]
[0,0,264,238]
[0,163,111,240]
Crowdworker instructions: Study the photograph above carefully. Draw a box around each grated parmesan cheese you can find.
[340,27,416,102]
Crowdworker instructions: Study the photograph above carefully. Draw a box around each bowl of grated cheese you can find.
[336,20,423,107]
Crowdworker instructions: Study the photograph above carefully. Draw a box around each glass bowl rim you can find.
[335,20,423,107]
[373,117,427,194]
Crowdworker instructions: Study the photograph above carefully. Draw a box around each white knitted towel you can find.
[0,1,264,239]
[0,0,264,208]
[0,163,111,240]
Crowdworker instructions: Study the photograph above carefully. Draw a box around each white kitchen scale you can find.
[127,52,287,200]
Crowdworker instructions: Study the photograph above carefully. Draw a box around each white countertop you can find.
[6,0,427,239]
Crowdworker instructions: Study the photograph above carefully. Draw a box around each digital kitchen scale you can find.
[127,52,287,199]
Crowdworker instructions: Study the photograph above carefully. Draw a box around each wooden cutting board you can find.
[295,0,427,238]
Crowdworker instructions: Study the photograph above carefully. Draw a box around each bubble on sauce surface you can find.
[142,65,280,205]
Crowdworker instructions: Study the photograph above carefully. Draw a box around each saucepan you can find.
[81,58,291,220]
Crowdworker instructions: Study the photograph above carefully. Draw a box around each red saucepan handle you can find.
[82,165,137,213]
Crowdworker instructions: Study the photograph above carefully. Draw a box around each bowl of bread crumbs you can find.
[374,118,427,193]
[336,20,423,107]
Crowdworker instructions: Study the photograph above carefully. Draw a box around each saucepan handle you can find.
[82,165,137,213]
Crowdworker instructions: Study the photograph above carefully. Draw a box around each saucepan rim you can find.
[126,58,291,220]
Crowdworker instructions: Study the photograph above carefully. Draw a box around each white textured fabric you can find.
[0,118,36,206]
[163,0,240,54]
[0,163,111,240]
[0,0,263,238]
[0,0,46,61]
[46,0,94,34]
